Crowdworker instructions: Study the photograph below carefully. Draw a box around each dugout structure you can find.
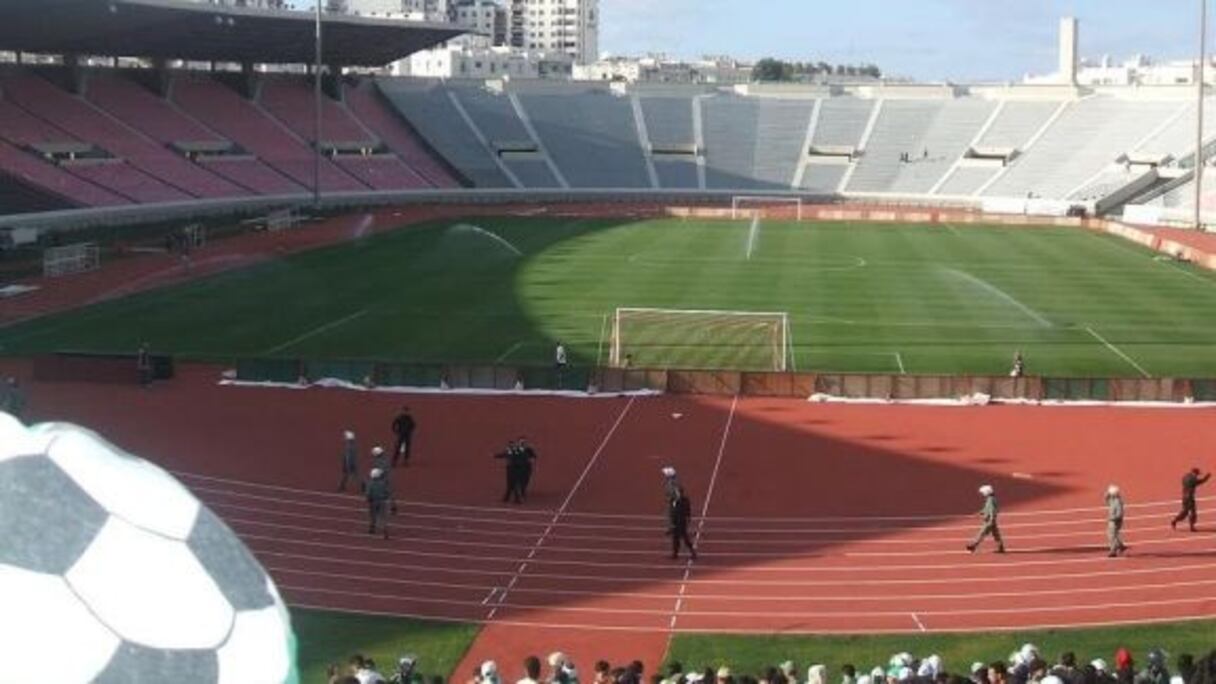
[43,242,100,277]
[608,307,791,371]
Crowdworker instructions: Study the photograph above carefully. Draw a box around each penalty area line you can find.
[265,309,368,354]
[1084,325,1151,378]
[894,351,907,375]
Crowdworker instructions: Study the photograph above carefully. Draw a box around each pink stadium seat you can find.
[0,99,78,146]
[260,76,373,145]
[0,138,128,207]
[86,72,225,146]
[197,157,304,195]
[66,161,193,204]
[172,75,368,193]
[345,80,460,188]
[0,71,244,200]
[335,155,428,190]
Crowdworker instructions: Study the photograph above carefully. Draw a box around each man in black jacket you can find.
[392,406,416,467]
[365,468,393,539]
[496,440,524,504]
[516,437,537,502]
[668,487,697,560]
[1172,467,1212,532]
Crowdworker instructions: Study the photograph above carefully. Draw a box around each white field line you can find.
[175,469,1214,523]
[942,268,1052,328]
[264,309,368,354]
[596,311,609,367]
[486,396,637,619]
[942,223,962,237]
[265,563,1216,605]
[894,351,907,374]
[745,215,760,260]
[286,598,1216,636]
[494,341,524,363]
[1085,326,1151,378]
[670,396,739,632]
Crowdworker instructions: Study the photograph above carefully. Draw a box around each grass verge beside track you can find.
[667,621,1216,675]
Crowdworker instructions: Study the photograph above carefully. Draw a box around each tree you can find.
[753,58,795,82]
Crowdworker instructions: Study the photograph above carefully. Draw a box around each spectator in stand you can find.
[806,665,827,684]
[662,663,684,684]
[594,662,613,684]
[390,655,419,684]
[1115,649,1136,684]
[1176,654,1196,684]
[348,654,387,684]
[1052,653,1080,684]
[717,667,734,684]
[480,662,502,684]
[969,663,987,684]
[1138,650,1170,684]
[520,657,543,684]
[339,430,359,492]
[988,662,1008,684]
[548,653,579,684]
[1090,659,1113,684]
[839,665,856,684]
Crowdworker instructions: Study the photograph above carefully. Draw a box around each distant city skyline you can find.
[598,1,1208,81]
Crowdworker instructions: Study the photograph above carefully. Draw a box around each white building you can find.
[507,0,598,65]
[395,44,572,78]
[574,54,751,84]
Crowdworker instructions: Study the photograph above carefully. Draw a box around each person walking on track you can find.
[516,436,538,502]
[338,430,358,492]
[495,439,530,504]
[668,486,698,561]
[392,406,416,466]
[1106,484,1128,557]
[365,467,395,539]
[966,484,1005,554]
[1172,467,1211,532]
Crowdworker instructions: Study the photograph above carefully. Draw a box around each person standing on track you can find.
[496,439,524,504]
[371,445,390,474]
[661,466,681,502]
[365,467,394,539]
[554,341,568,388]
[392,406,416,467]
[1171,467,1211,532]
[668,486,698,561]
[338,430,358,492]
[966,484,1006,554]
[136,342,152,388]
[516,436,538,502]
[1106,484,1128,557]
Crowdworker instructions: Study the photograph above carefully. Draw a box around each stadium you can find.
[2,0,1216,682]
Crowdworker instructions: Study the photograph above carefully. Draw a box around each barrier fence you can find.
[226,357,1215,403]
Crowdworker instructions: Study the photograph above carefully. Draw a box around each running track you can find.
[7,362,1216,673]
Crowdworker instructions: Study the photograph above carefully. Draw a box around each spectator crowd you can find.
[328,645,1216,684]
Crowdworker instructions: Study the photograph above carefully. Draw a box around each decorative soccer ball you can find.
[0,412,298,683]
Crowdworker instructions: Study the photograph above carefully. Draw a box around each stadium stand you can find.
[986,98,1183,199]
[702,95,771,190]
[516,88,651,188]
[846,99,944,193]
[654,159,701,189]
[811,97,875,149]
[451,86,534,149]
[638,95,697,149]
[973,99,1063,150]
[935,165,1000,196]
[345,79,461,188]
[887,98,996,194]
[376,79,514,188]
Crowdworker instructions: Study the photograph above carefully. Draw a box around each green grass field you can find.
[5,216,1216,377]
[666,621,1216,677]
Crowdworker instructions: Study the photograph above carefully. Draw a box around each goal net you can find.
[43,242,100,278]
[608,307,791,371]
[731,195,803,220]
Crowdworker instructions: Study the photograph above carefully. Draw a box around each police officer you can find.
[515,437,537,502]
[496,440,523,504]
[338,430,358,492]
[1106,484,1128,557]
[365,468,393,539]
[668,486,697,561]
[391,406,416,466]
[1171,467,1211,532]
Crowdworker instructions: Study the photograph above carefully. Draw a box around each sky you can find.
[599,1,1207,81]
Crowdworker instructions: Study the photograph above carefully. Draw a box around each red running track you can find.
[7,361,1216,675]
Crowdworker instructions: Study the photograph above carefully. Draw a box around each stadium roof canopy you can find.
[0,0,467,67]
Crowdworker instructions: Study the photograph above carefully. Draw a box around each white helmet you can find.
[661,466,676,477]
[344,431,355,440]
[978,484,994,497]
[372,446,385,456]
[370,468,384,479]
[1107,484,1120,496]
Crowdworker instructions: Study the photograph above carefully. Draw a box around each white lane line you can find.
[1085,325,1151,378]
[176,469,1215,522]
[264,309,368,354]
[911,612,927,632]
[669,395,739,633]
[486,396,638,619]
[894,351,907,374]
[494,341,524,363]
[287,598,1216,635]
[265,563,1216,604]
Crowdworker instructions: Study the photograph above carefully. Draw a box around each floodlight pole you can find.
[1196,0,1208,230]
[313,0,324,211]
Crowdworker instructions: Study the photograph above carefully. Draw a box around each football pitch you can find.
[4,216,1216,378]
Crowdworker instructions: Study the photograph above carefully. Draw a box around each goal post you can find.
[608,307,791,371]
[730,195,803,220]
